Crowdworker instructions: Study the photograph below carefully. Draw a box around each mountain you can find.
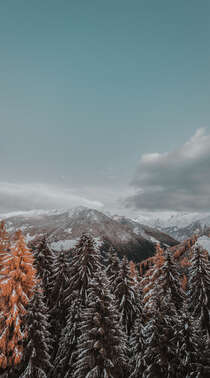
[112,215,178,246]
[134,212,210,241]
[1,207,178,263]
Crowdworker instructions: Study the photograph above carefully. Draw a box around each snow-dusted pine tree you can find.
[105,247,120,282]
[30,237,54,300]
[19,284,52,378]
[48,250,71,360]
[72,273,128,378]
[188,245,210,338]
[52,291,82,378]
[129,299,145,378]
[111,256,141,336]
[140,285,174,378]
[65,234,103,306]
[171,302,210,377]
[0,232,36,371]
[0,221,10,253]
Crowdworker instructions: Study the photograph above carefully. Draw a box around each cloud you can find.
[0,182,104,214]
[125,128,210,212]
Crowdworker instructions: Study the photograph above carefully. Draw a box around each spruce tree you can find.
[188,245,210,338]
[171,302,210,377]
[161,249,185,311]
[48,250,71,360]
[111,256,141,336]
[54,234,107,377]
[52,291,82,378]
[19,284,52,378]
[0,221,10,253]
[65,233,103,306]
[30,237,54,300]
[129,301,145,378]
[72,273,128,378]
[141,285,174,378]
[105,247,120,282]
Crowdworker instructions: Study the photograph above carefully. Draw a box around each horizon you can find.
[1,1,210,214]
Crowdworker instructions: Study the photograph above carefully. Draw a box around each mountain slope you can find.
[2,207,179,263]
[134,212,210,241]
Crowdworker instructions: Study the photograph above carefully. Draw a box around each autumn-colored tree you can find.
[142,247,184,315]
[141,245,165,313]
[0,231,36,370]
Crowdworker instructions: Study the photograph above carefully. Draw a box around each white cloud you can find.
[125,128,210,212]
[0,182,104,214]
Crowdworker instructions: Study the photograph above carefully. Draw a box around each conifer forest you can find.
[0,221,210,378]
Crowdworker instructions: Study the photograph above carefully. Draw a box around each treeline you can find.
[0,221,210,377]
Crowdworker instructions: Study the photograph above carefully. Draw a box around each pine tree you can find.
[140,285,174,378]
[65,234,103,306]
[72,273,128,378]
[162,249,185,311]
[105,247,120,282]
[141,245,166,314]
[0,222,11,313]
[30,237,54,300]
[188,245,210,338]
[0,221,10,253]
[19,284,52,378]
[171,302,210,377]
[0,232,36,370]
[48,250,71,360]
[129,300,145,378]
[111,256,141,336]
[142,247,184,316]
[52,291,82,378]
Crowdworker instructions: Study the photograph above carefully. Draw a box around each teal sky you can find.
[0,1,210,213]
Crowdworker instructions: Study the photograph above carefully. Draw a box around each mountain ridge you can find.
[1,206,178,263]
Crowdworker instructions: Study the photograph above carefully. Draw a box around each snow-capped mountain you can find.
[1,206,178,263]
[134,212,210,241]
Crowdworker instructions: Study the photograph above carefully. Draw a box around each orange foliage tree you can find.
[0,231,37,369]
[142,244,165,311]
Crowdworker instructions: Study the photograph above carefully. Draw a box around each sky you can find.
[0,1,210,215]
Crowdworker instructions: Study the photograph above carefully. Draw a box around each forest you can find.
[0,221,210,378]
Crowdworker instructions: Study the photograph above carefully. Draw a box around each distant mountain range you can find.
[1,207,178,263]
[134,212,210,241]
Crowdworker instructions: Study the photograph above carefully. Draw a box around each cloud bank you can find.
[0,182,103,214]
[125,128,210,212]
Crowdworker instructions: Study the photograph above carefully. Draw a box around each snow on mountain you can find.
[133,212,210,241]
[0,206,179,262]
[196,236,210,255]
